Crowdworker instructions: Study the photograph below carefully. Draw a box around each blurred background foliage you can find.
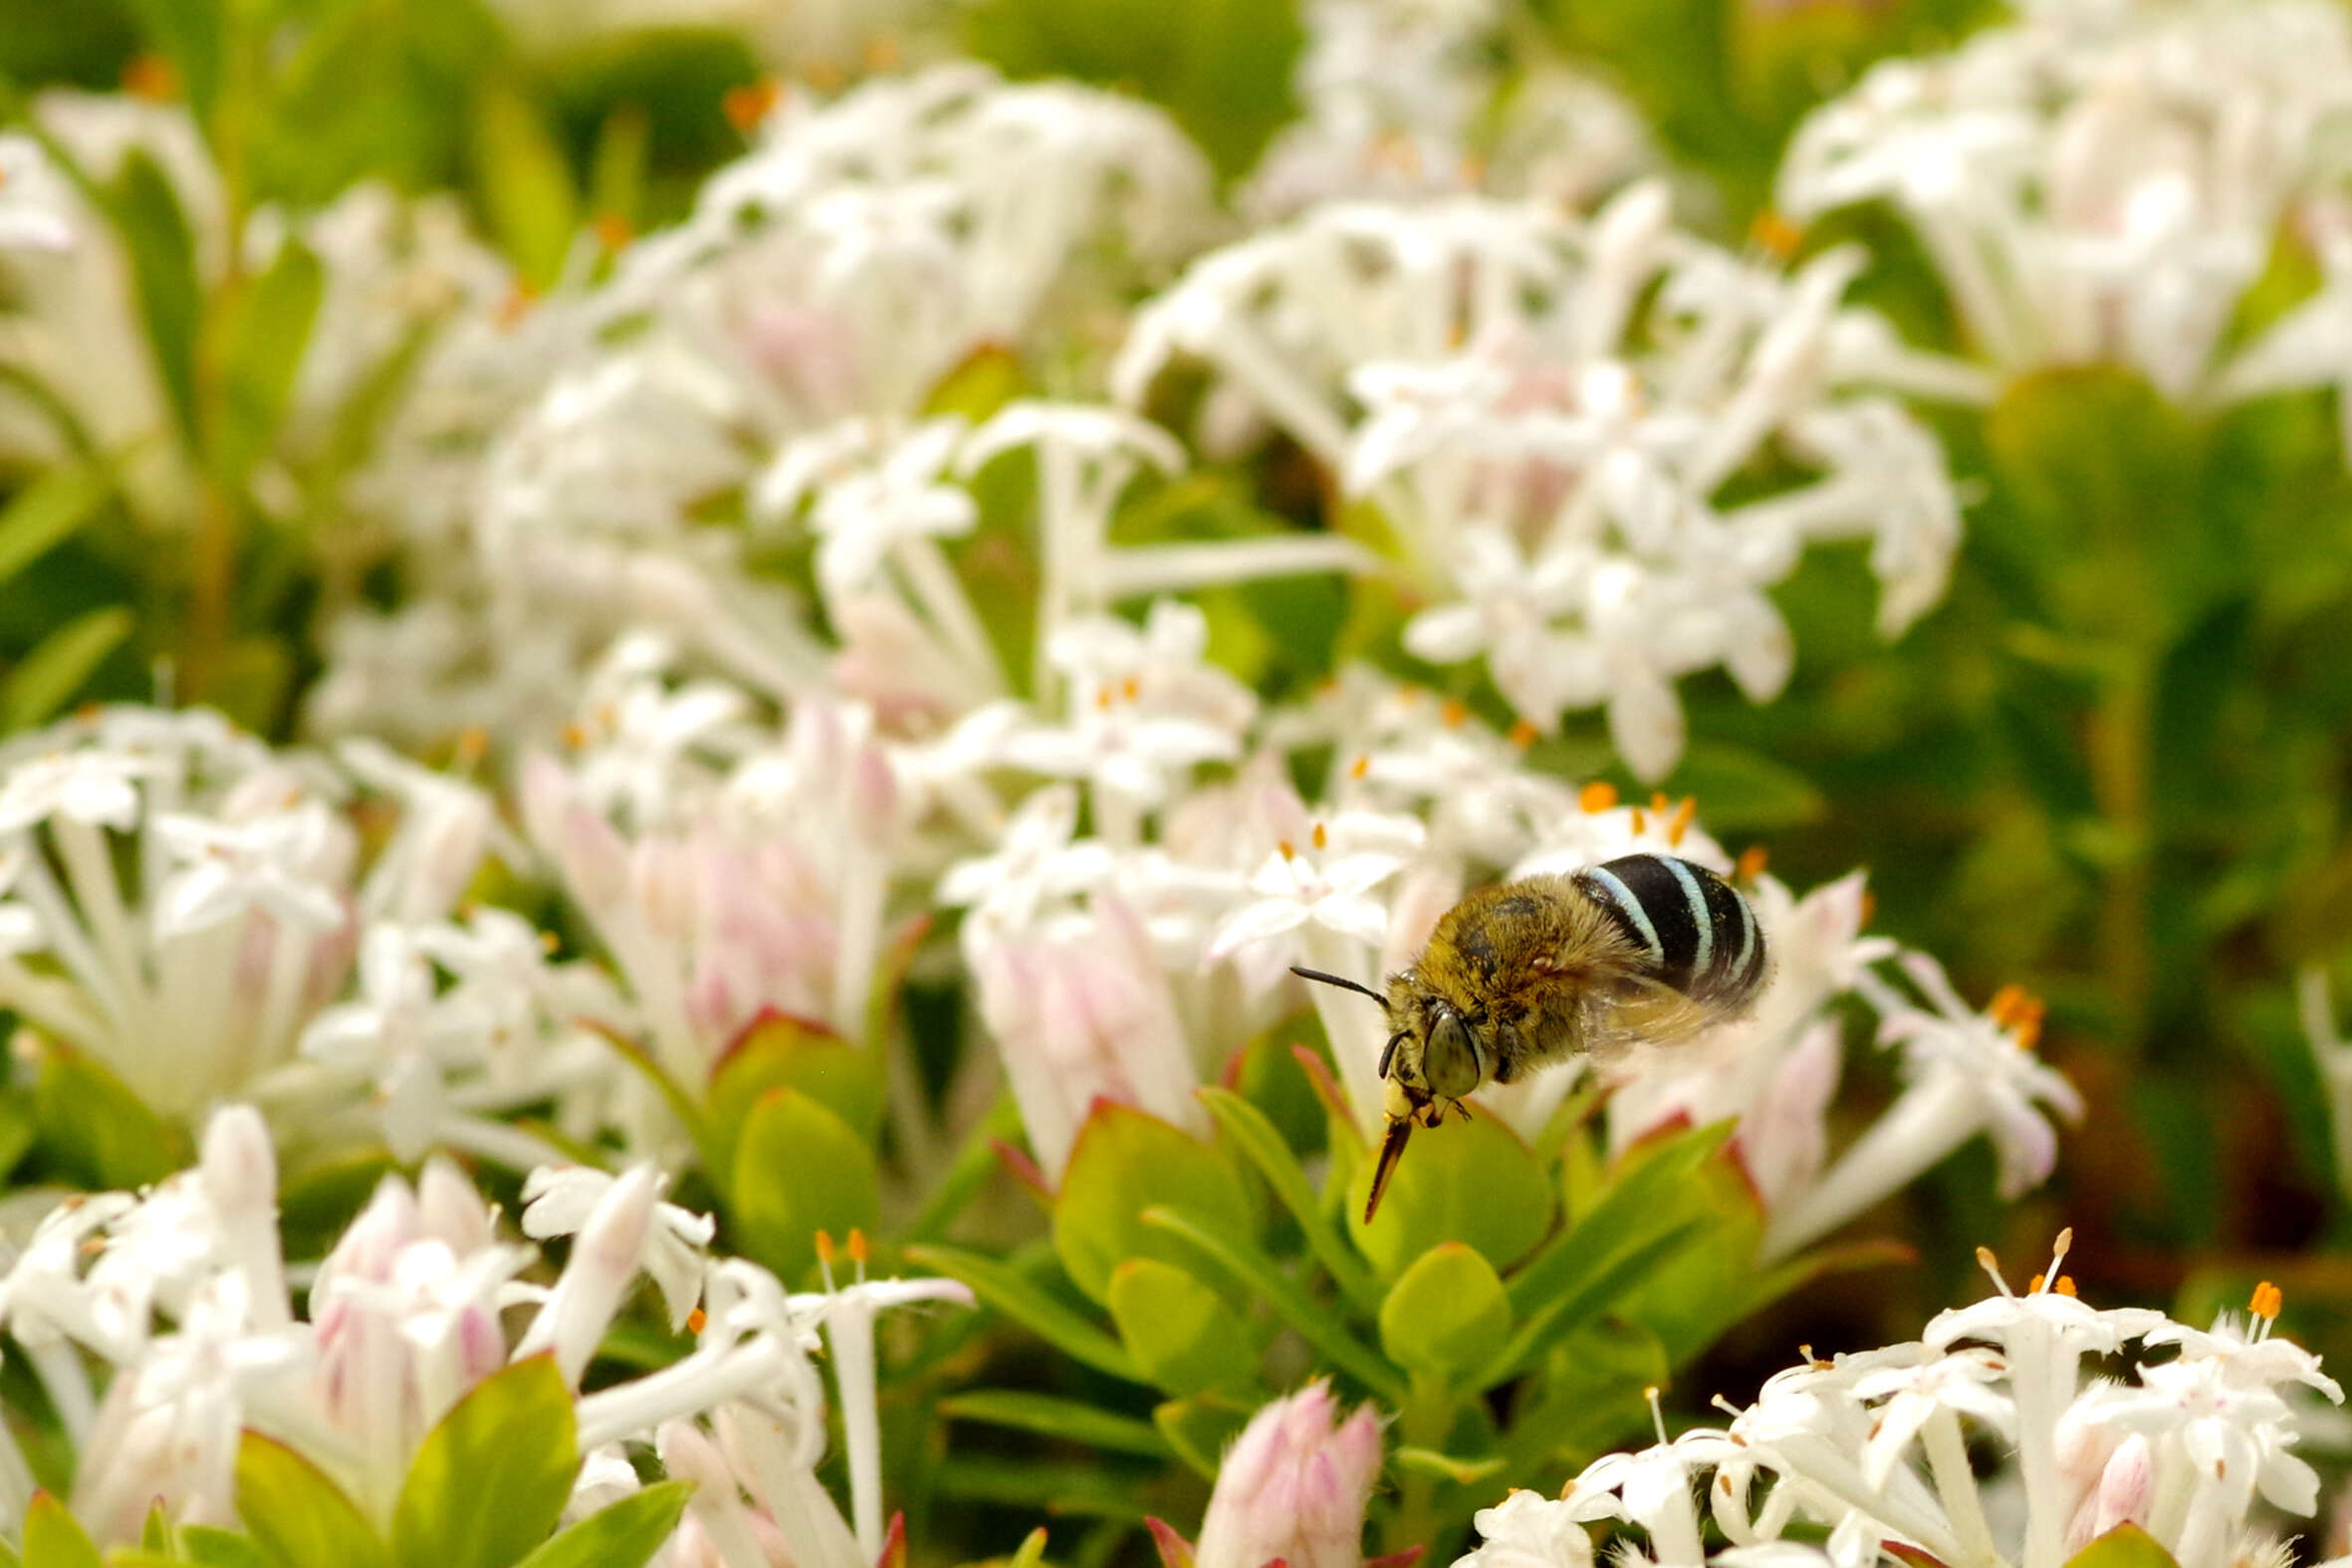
[8,0,2352,1557]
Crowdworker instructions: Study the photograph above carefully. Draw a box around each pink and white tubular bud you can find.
[1196,1381,1383,1568]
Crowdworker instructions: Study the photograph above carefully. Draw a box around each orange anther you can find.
[1736,844,1769,882]
[457,727,489,764]
[560,722,588,751]
[806,59,845,94]
[863,36,901,72]
[723,78,784,133]
[1349,755,1371,781]
[1441,699,1468,729]
[495,284,540,332]
[815,1230,836,1265]
[2054,1275,2077,1297]
[1278,839,1295,861]
[847,1228,869,1264]
[2250,1280,2283,1320]
[2029,1273,2044,1292]
[1630,807,1648,835]
[591,212,633,252]
[1579,782,1619,812]
[1751,209,1804,260]
[1509,719,1538,750]
[1121,676,1140,702]
[1859,889,1877,928]
[1311,823,1327,851]
[686,1307,708,1334]
[1667,795,1697,847]
[1094,685,1114,711]
[122,54,177,102]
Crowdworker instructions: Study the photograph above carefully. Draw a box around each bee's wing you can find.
[1578,977,1722,1054]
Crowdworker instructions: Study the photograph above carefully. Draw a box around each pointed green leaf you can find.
[119,0,223,127]
[1346,1106,1552,1277]
[32,1036,185,1189]
[25,1493,100,1568]
[512,1481,692,1568]
[2062,1523,2181,1568]
[0,465,113,586]
[1008,1527,1051,1568]
[1197,1086,1381,1313]
[1153,1400,1250,1482]
[1378,1242,1510,1384]
[1054,1103,1256,1307]
[940,1389,1173,1458]
[905,1243,1141,1383]
[1474,1222,1705,1389]
[705,1012,884,1186]
[470,78,579,290]
[235,1434,389,1568]
[729,1086,877,1283]
[176,1526,266,1568]
[211,238,324,484]
[106,151,202,452]
[390,1355,580,1568]
[1105,1257,1259,1397]
[7,607,134,732]
[1509,1119,1738,1319]
[1141,1204,1407,1404]
[140,1500,170,1551]
[1391,1448,1508,1487]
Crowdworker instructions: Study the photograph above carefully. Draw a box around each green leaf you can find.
[512,1481,692,1568]
[1473,1222,1705,1390]
[176,1527,266,1568]
[1508,1120,1737,1319]
[729,1086,877,1284]
[1377,1242,1510,1384]
[2062,1523,2182,1568]
[25,1493,101,1568]
[32,1037,185,1190]
[1500,1318,1670,1472]
[1105,1257,1259,1397]
[1197,1086,1381,1313]
[390,1355,580,1568]
[470,78,579,291]
[119,0,223,126]
[141,1500,170,1551]
[905,1243,1142,1383]
[106,151,203,453]
[235,1434,389,1568]
[1053,1103,1256,1307]
[1346,1106,1552,1277]
[704,1012,884,1186]
[211,238,325,484]
[1153,1399,1250,1482]
[7,607,134,732]
[1140,1205,1407,1404]
[1664,742,1827,832]
[1008,1527,1051,1568]
[1390,1448,1508,1487]
[940,1389,1173,1458]
[0,465,113,586]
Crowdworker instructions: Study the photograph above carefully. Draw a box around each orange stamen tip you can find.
[1751,209,1804,259]
[1736,845,1769,882]
[560,722,588,751]
[1976,1245,1999,1268]
[863,36,902,72]
[495,285,540,332]
[2054,1275,2077,1297]
[2028,1273,2045,1293]
[1650,792,1670,814]
[1667,795,1697,846]
[847,1228,869,1264]
[1094,685,1113,711]
[1441,699,1468,729]
[1631,807,1648,835]
[1990,984,2046,1049]
[806,59,845,93]
[723,78,784,132]
[815,1230,836,1264]
[2250,1281,2283,1319]
[1579,782,1619,813]
[1278,839,1296,861]
[686,1307,708,1334]
[1859,890,1878,929]
[1120,676,1140,702]
[122,54,178,102]
[538,931,560,954]
[1348,755,1370,781]
[591,213,633,252]
[1508,719,1538,750]
[456,727,489,762]
[1311,822,1328,851]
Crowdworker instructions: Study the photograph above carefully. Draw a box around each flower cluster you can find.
[0,1102,969,1559]
[1459,1233,2345,1568]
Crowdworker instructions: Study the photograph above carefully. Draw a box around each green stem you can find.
[1390,1378,1454,1553]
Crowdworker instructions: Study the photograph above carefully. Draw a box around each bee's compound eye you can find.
[1424,1009,1485,1100]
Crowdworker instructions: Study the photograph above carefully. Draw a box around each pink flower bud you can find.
[1195,1382,1383,1568]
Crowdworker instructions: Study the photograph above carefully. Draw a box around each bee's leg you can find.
[1447,1098,1474,1124]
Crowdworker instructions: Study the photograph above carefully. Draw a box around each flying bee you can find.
[1294,851,1769,1223]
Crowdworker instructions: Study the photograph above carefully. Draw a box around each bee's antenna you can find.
[1291,966,1387,1005]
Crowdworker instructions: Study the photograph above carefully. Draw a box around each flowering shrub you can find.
[0,0,2348,1564]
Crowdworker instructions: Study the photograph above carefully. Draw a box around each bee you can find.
[1294,852,1769,1223]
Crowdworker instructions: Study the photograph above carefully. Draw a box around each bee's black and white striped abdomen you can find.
[1572,853,1766,1007]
